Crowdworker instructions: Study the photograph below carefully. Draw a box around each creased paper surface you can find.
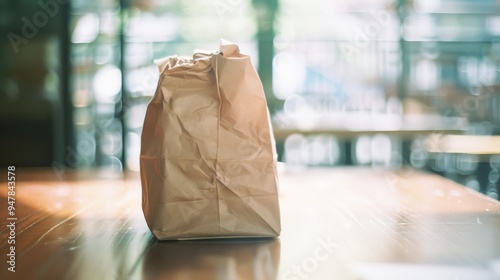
[140,41,281,240]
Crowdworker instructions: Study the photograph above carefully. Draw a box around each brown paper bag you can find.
[140,40,281,240]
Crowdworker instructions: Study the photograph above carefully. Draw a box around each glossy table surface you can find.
[1,167,500,280]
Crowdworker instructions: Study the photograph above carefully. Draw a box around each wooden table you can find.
[1,167,499,280]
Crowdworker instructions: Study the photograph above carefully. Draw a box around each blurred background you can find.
[0,0,499,198]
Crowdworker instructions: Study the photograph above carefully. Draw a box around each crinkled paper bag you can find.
[140,41,281,240]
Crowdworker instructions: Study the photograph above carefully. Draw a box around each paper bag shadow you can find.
[142,238,281,280]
